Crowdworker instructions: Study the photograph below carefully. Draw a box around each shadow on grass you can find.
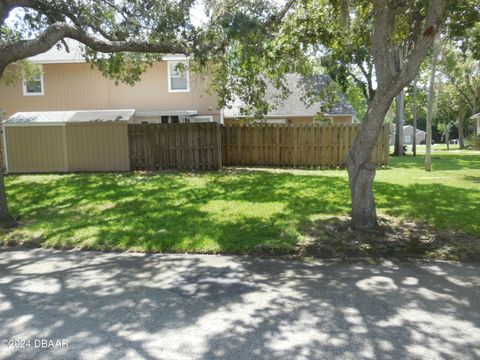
[464,175,480,184]
[2,167,480,259]
[389,154,480,170]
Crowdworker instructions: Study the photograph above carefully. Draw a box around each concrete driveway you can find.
[0,248,478,360]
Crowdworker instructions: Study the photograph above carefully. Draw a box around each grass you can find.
[1,148,479,260]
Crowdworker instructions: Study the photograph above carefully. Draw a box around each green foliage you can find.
[1,0,197,83]
[345,85,367,120]
[438,38,480,137]
[85,52,160,86]
[0,59,41,85]
[434,82,459,135]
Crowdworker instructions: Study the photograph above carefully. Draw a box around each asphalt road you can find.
[0,248,479,360]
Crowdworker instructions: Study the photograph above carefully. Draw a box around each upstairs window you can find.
[23,70,44,96]
[168,60,189,92]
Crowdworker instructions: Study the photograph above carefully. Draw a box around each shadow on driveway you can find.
[0,247,479,359]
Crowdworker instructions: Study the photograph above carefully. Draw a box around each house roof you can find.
[471,113,480,120]
[402,125,426,134]
[29,39,189,64]
[29,39,86,64]
[4,110,135,125]
[223,74,356,118]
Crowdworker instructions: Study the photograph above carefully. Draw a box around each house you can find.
[389,125,426,145]
[0,41,355,125]
[223,74,356,125]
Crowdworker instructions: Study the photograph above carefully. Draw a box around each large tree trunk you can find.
[425,34,440,172]
[347,94,393,230]
[412,78,418,156]
[393,47,405,156]
[0,171,9,224]
[0,114,10,225]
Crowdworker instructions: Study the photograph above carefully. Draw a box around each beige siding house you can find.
[0,61,222,123]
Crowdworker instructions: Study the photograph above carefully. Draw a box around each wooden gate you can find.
[129,123,222,170]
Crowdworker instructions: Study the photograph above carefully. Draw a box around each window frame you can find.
[167,60,190,93]
[405,135,411,143]
[22,71,45,96]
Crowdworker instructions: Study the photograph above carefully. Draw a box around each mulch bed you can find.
[296,216,480,262]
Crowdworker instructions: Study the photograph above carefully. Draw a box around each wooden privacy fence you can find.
[221,124,390,168]
[129,123,389,170]
[129,123,222,170]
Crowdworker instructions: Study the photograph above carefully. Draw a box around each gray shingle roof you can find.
[224,74,356,118]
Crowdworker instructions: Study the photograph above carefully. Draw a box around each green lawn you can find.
[2,149,479,258]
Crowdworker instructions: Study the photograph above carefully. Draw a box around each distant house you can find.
[389,125,426,145]
[224,74,356,125]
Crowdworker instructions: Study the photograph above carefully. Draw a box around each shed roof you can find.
[224,74,355,118]
[4,110,135,125]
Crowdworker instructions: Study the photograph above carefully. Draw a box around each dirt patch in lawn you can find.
[296,216,480,262]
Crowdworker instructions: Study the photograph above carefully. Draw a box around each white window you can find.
[167,60,189,92]
[23,71,44,96]
[405,135,411,143]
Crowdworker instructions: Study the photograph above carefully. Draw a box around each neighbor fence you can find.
[128,123,389,170]
[221,124,390,167]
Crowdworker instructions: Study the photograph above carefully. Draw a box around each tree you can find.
[204,0,472,230]
[201,0,476,229]
[434,82,459,148]
[425,33,440,171]
[347,2,447,228]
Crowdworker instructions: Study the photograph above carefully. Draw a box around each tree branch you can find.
[0,22,189,75]
[394,0,446,92]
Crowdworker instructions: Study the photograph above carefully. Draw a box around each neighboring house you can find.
[0,41,355,125]
[389,125,426,145]
[224,74,356,125]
